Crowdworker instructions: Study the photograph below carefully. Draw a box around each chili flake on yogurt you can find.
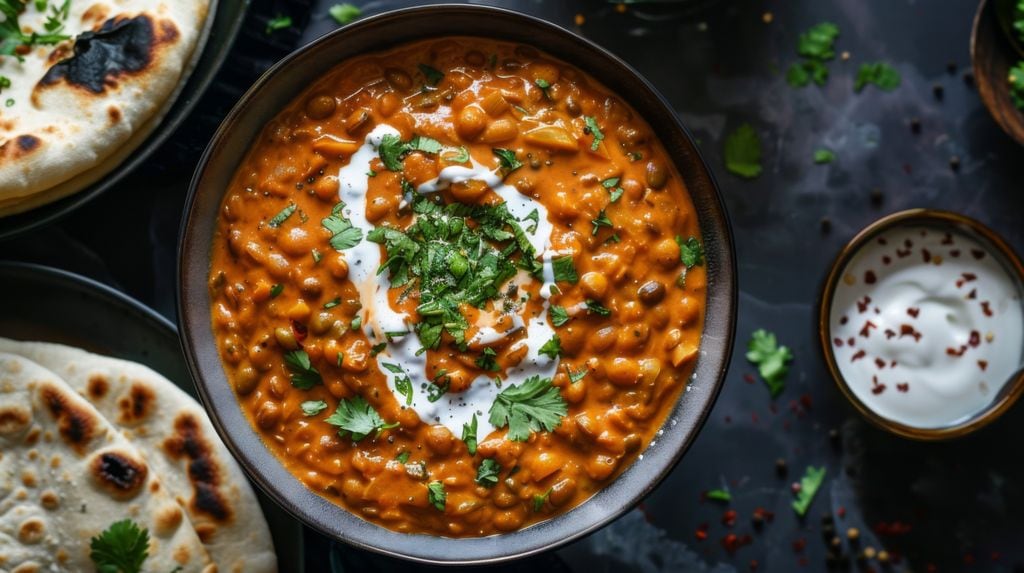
[829,226,1024,429]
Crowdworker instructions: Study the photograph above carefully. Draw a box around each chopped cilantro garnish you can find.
[381,362,405,374]
[538,335,562,359]
[585,300,611,316]
[488,375,567,441]
[462,414,478,455]
[549,305,570,327]
[535,78,551,98]
[814,148,836,164]
[301,400,328,416]
[328,3,361,25]
[475,347,500,372]
[394,376,413,405]
[311,249,323,264]
[268,203,296,227]
[0,0,70,58]
[798,22,840,60]
[378,133,408,171]
[284,350,322,389]
[269,283,284,299]
[602,177,625,202]
[723,123,762,179]
[418,63,445,86]
[854,62,901,93]
[475,458,501,486]
[445,146,470,163]
[370,342,387,356]
[350,316,362,330]
[323,297,341,309]
[493,148,523,174]
[591,209,613,235]
[322,203,363,249]
[584,116,604,151]
[265,14,292,34]
[0,76,9,91]
[89,519,149,573]
[705,488,731,502]
[325,395,398,441]
[676,236,705,268]
[552,255,578,283]
[427,481,446,511]
[566,365,588,383]
[792,466,826,516]
[746,329,793,398]
[1012,61,1024,110]
[396,451,411,464]
[426,379,450,402]
[532,488,552,512]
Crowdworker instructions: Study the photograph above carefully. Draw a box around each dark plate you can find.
[0,0,251,242]
[0,261,303,568]
[179,4,737,564]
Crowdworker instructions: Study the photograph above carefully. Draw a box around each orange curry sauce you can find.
[209,37,706,536]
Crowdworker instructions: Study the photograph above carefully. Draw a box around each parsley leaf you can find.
[814,148,836,164]
[591,209,613,235]
[475,458,501,487]
[676,236,705,268]
[427,481,446,511]
[265,14,292,34]
[475,347,500,372]
[322,203,363,250]
[724,124,762,179]
[584,116,604,151]
[538,335,562,359]
[585,299,611,316]
[268,203,296,227]
[418,63,445,86]
[378,133,408,171]
[549,305,570,327]
[532,488,552,512]
[792,466,827,516]
[854,62,901,93]
[488,375,567,441]
[325,395,398,441]
[552,255,578,283]
[301,400,328,416]
[1012,61,1024,110]
[89,519,149,573]
[462,414,478,455]
[284,350,323,389]
[745,329,793,398]
[706,488,731,502]
[493,148,523,173]
[798,22,840,60]
[328,3,361,25]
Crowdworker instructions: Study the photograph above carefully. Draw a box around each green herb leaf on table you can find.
[786,60,829,88]
[475,458,501,487]
[584,116,604,151]
[705,488,732,502]
[792,466,827,516]
[488,375,567,441]
[676,236,705,268]
[325,395,398,441]
[745,329,793,398]
[797,22,840,60]
[724,123,762,179]
[265,14,292,34]
[814,148,836,164]
[90,519,149,573]
[301,400,328,416]
[328,3,361,25]
[284,350,323,389]
[549,305,570,327]
[853,62,901,93]
[462,414,478,455]
[538,335,562,359]
[427,481,446,511]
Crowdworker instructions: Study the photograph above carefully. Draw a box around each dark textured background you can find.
[5,0,1024,571]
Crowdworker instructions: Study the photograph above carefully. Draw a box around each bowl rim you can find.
[818,208,1024,441]
[178,3,737,564]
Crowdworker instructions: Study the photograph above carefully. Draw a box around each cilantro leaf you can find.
[493,148,522,173]
[786,60,829,87]
[475,458,501,487]
[798,22,840,60]
[705,488,731,502]
[462,414,478,455]
[268,203,296,227]
[535,78,551,98]
[724,124,762,179]
[410,134,444,154]
[532,488,552,512]
[475,347,500,372]
[378,133,408,171]
[538,335,562,359]
[269,283,284,299]
[676,236,705,268]
[325,395,398,441]
[265,14,292,34]
[814,148,836,164]
[584,116,604,151]
[396,451,411,464]
[552,255,578,283]
[792,466,827,516]
[418,63,444,86]
[745,329,793,398]
[284,350,322,389]
[854,62,901,93]
[328,3,361,25]
[301,400,328,416]
[549,305,570,327]
[427,481,446,511]
[445,146,470,163]
[602,177,625,202]
[591,209,613,235]
[488,375,567,441]
[89,519,149,573]
[584,299,611,316]
[322,203,363,250]
[565,364,588,383]
[426,379,450,402]
[1012,61,1024,110]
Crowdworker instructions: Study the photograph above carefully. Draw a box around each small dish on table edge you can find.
[177,3,737,565]
[972,0,1024,146]
[818,209,1024,441]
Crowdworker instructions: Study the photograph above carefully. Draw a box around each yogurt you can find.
[829,225,1024,429]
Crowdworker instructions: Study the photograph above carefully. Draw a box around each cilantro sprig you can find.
[462,414,478,455]
[1012,61,1024,110]
[792,466,826,516]
[787,22,838,88]
[325,395,398,441]
[854,62,901,93]
[745,329,793,397]
[89,519,149,573]
[488,375,567,441]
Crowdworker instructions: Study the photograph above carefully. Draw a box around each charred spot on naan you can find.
[86,374,108,399]
[0,135,43,163]
[39,383,97,453]
[37,14,180,95]
[163,413,233,523]
[117,382,154,423]
[89,449,148,499]
[0,404,32,435]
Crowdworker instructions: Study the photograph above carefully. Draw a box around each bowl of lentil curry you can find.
[179,4,736,563]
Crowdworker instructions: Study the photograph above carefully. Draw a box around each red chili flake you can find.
[904,238,914,248]
[874,358,886,369]
[847,337,856,346]
[722,509,738,527]
[884,328,897,340]
[834,338,844,347]
[851,350,866,362]
[969,330,981,347]
[922,248,932,263]
[856,296,872,313]
[978,360,988,371]
[882,255,892,265]
[837,506,846,518]
[720,533,752,554]
[800,394,813,409]
[872,384,887,395]
[744,373,756,384]
[791,482,802,495]
[907,307,920,318]
[899,324,922,342]
[967,288,977,300]
[864,270,877,284]
[291,320,309,343]
[878,237,888,246]
[840,315,849,325]
[792,538,807,553]
[749,560,759,571]
[896,382,909,392]
[971,249,986,260]
[956,272,977,288]
[896,248,911,258]
[695,522,709,541]
[941,233,954,245]
[752,507,775,524]
[860,320,877,337]
[981,301,993,317]
[946,346,967,357]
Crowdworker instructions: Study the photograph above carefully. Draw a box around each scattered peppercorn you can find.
[775,458,788,476]
[946,61,957,75]
[614,2,627,13]
[820,217,832,234]
[828,428,841,448]
[792,538,807,553]
[932,84,944,100]
[963,71,974,87]
[870,188,884,206]
[909,118,922,134]
[949,155,961,172]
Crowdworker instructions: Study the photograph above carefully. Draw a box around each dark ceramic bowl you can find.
[178,4,736,564]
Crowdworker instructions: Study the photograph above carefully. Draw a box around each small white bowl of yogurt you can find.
[821,209,1024,439]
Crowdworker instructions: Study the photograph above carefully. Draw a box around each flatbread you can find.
[0,338,278,573]
[0,352,214,572]
[0,0,211,207]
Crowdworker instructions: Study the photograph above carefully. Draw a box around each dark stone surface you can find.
[4,0,1023,571]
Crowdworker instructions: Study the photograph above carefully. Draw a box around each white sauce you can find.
[336,125,560,439]
[829,225,1024,429]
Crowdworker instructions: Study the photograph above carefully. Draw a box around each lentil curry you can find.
[208,37,707,536]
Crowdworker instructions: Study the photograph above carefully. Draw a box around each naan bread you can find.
[0,0,212,210]
[0,338,278,573]
[0,352,214,572]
